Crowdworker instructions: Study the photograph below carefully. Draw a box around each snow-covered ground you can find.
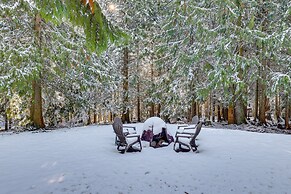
[0,123,291,194]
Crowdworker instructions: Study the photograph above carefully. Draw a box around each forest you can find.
[0,0,290,130]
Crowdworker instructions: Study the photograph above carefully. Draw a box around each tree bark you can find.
[93,112,97,124]
[4,111,8,131]
[157,104,161,117]
[190,100,196,119]
[254,80,259,121]
[285,96,290,129]
[30,13,45,129]
[223,106,228,121]
[275,91,280,122]
[87,109,91,125]
[137,75,141,122]
[235,96,246,124]
[234,3,246,124]
[258,0,268,125]
[228,104,235,124]
[136,46,141,122]
[217,104,222,122]
[31,78,45,128]
[258,69,266,124]
[122,47,130,123]
[149,63,155,117]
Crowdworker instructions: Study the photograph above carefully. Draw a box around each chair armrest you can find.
[177,125,189,129]
[180,132,195,135]
[176,135,193,139]
[123,126,136,130]
[183,126,196,130]
[123,126,137,134]
[126,134,140,138]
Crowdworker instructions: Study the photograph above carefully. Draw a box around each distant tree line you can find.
[0,0,290,130]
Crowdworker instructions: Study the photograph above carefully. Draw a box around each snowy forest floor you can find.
[0,123,291,194]
[210,121,291,135]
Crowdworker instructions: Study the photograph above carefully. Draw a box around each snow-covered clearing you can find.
[0,124,291,194]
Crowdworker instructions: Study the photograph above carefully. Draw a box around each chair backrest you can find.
[190,121,202,150]
[193,122,203,139]
[112,117,126,144]
[191,116,199,125]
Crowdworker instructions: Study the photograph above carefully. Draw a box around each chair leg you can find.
[173,142,179,152]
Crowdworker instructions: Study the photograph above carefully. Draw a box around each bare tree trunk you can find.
[258,0,268,125]
[136,46,141,122]
[223,106,228,121]
[254,80,259,121]
[137,96,141,122]
[109,112,113,122]
[4,111,8,131]
[190,100,196,119]
[31,78,45,128]
[87,109,91,125]
[228,104,235,124]
[207,96,211,121]
[233,5,246,125]
[149,63,155,117]
[137,77,141,122]
[228,85,235,124]
[150,103,155,117]
[235,96,246,124]
[217,104,222,122]
[3,98,9,131]
[285,96,290,129]
[30,13,45,128]
[211,96,215,122]
[275,92,280,122]
[196,102,201,118]
[30,13,45,129]
[157,104,161,117]
[122,47,130,123]
[258,69,266,124]
[235,58,246,123]
[93,112,97,124]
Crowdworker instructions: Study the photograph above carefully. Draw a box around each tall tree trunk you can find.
[234,3,246,124]
[228,104,235,124]
[190,100,196,119]
[31,78,45,128]
[149,63,155,117]
[122,47,130,123]
[150,103,155,117]
[157,104,161,117]
[258,0,268,125]
[196,102,201,118]
[235,96,246,124]
[136,46,141,122]
[3,98,8,131]
[254,80,259,121]
[93,112,97,124]
[30,13,45,129]
[87,109,91,125]
[207,96,211,121]
[217,104,222,122]
[137,83,141,122]
[275,91,280,122]
[228,85,236,124]
[211,96,215,122]
[4,111,8,131]
[258,65,266,124]
[285,95,290,129]
[223,106,228,121]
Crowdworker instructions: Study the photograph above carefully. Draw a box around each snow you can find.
[143,116,167,134]
[1,124,291,194]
